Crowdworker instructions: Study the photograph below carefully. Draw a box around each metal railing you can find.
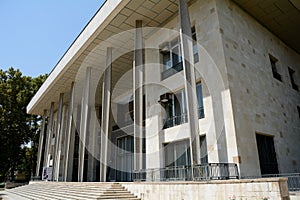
[133,163,239,182]
[163,113,188,129]
[161,62,184,80]
[163,107,204,129]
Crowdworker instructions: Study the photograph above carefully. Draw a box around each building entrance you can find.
[116,135,134,181]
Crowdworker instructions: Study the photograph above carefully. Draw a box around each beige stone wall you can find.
[123,178,289,200]
[215,0,300,176]
[143,0,240,170]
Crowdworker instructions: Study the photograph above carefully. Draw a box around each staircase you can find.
[5,182,140,200]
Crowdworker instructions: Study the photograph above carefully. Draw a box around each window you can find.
[200,135,208,164]
[161,37,183,80]
[162,90,187,129]
[269,54,282,81]
[161,27,198,80]
[297,106,300,118]
[116,136,134,182]
[162,82,204,129]
[196,83,204,118]
[192,26,199,63]
[164,140,191,168]
[288,67,298,91]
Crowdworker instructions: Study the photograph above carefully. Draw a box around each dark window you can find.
[269,54,282,81]
[161,27,198,80]
[297,106,300,118]
[288,67,298,91]
[162,82,204,129]
[162,90,187,129]
[200,135,208,164]
[196,83,205,119]
[256,134,279,175]
[192,26,199,63]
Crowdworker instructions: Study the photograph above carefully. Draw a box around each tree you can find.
[0,67,47,182]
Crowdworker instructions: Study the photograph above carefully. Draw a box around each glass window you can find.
[161,27,198,80]
[200,135,208,164]
[162,82,204,129]
[164,140,190,167]
[192,27,199,63]
[196,83,205,119]
[163,90,187,129]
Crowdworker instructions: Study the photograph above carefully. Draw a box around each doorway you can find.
[256,133,279,175]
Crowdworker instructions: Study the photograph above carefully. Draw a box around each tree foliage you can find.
[0,67,47,181]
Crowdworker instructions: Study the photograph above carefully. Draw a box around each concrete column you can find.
[44,102,54,168]
[133,20,144,171]
[35,109,47,177]
[64,82,75,181]
[78,67,91,182]
[100,47,112,182]
[58,105,68,180]
[87,117,98,182]
[53,93,64,181]
[178,0,201,172]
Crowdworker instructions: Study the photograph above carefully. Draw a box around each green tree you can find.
[0,67,47,182]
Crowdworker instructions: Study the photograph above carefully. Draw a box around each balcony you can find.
[163,107,204,129]
[161,62,183,80]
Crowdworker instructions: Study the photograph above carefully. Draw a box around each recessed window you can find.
[161,82,204,129]
[192,26,199,63]
[288,67,298,91]
[297,106,300,118]
[161,27,198,80]
[269,54,282,81]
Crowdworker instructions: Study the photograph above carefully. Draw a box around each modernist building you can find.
[28,0,300,182]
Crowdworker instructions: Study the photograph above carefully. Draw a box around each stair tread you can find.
[7,182,141,200]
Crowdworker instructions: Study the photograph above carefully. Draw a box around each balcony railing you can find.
[133,163,239,182]
[163,107,204,129]
[161,62,183,80]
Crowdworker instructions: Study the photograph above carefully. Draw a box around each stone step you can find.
[6,182,141,200]
[9,187,98,200]
[27,188,102,198]
[23,188,101,199]
[8,189,61,200]
[10,189,83,200]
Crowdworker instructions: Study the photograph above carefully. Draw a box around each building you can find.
[28,0,300,182]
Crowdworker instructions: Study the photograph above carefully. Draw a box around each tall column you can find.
[133,20,144,171]
[58,105,68,180]
[36,109,47,177]
[178,0,201,174]
[53,93,64,181]
[78,67,91,182]
[100,47,112,182]
[64,82,75,181]
[44,102,54,168]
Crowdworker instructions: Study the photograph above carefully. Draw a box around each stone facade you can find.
[31,0,300,183]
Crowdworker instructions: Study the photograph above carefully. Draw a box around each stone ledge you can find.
[122,177,288,185]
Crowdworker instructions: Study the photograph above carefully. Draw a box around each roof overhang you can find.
[232,0,300,53]
[27,0,181,115]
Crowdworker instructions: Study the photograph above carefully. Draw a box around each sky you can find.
[0,0,105,77]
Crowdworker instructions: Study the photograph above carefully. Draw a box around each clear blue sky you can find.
[0,1,105,77]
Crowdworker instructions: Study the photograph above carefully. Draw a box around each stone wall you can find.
[123,178,289,200]
[215,0,300,176]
